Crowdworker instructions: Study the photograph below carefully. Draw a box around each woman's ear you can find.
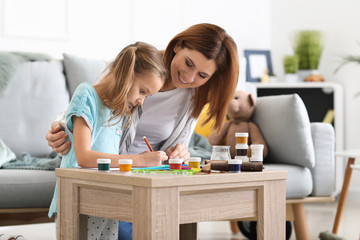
[173,42,182,53]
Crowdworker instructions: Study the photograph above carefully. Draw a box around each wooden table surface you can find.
[56,168,288,240]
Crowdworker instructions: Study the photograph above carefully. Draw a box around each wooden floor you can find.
[0,191,359,240]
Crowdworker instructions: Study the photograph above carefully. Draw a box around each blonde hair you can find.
[96,42,167,126]
[163,23,239,132]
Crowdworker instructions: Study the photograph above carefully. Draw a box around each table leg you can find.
[332,157,355,234]
[257,180,286,240]
[133,186,179,240]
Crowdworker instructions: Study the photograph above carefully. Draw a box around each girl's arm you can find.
[72,116,168,168]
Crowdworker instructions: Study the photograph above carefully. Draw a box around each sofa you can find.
[0,52,336,239]
[0,52,107,226]
[195,87,336,239]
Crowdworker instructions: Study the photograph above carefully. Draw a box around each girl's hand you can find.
[46,121,71,155]
[136,151,168,167]
[165,143,190,164]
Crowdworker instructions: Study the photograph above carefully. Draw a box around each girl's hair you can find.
[97,41,167,126]
[163,23,239,132]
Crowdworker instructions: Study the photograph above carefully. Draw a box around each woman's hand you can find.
[165,143,190,163]
[134,151,168,167]
[46,121,71,155]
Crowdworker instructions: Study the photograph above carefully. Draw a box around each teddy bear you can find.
[208,90,268,159]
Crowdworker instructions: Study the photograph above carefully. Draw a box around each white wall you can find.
[0,0,271,60]
[271,0,360,191]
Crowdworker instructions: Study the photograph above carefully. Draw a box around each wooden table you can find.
[56,168,287,240]
[333,150,360,234]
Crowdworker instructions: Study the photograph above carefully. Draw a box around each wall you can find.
[0,0,271,60]
[271,0,360,191]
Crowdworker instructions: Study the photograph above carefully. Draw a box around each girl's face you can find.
[170,47,217,89]
[127,72,163,109]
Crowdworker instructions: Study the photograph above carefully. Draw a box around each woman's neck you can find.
[160,78,177,92]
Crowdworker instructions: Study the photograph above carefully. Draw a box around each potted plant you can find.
[283,55,299,82]
[293,30,324,81]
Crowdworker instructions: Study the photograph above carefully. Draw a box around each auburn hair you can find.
[96,42,167,127]
[163,23,239,132]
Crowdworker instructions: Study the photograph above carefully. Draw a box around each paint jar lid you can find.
[229,159,242,164]
[119,159,133,164]
[188,157,201,162]
[250,144,264,149]
[97,158,111,164]
[250,157,263,162]
[169,159,183,164]
[235,156,249,162]
[235,132,248,137]
[236,144,248,149]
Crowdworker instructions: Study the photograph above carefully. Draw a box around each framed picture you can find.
[244,50,273,82]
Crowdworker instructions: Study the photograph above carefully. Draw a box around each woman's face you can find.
[170,47,217,89]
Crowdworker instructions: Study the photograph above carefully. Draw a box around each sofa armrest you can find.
[310,122,335,196]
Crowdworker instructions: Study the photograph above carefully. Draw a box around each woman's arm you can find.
[73,117,168,168]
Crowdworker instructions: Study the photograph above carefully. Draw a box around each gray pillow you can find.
[63,53,107,97]
[252,94,315,168]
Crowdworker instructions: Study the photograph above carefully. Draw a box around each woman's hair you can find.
[163,23,239,132]
[97,41,167,126]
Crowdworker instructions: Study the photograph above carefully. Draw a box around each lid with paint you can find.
[235,132,248,137]
[228,159,242,164]
[188,157,201,162]
[169,159,183,164]
[236,144,248,149]
[97,158,111,164]
[118,159,133,164]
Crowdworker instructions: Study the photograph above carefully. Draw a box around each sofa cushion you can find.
[0,60,70,158]
[252,94,315,168]
[264,163,313,198]
[63,53,107,97]
[0,170,56,208]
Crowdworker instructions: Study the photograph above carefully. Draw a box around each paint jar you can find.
[97,158,111,171]
[169,159,183,170]
[236,144,248,156]
[235,155,249,162]
[235,132,248,144]
[210,146,231,160]
[118,159,132,172]
[228,159,242,173]
[250,144,264,162]
[188,157,201,168]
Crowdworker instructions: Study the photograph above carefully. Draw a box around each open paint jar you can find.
[236,144,248,156]
[169,159,183,170]
[118,159,132,172]
[235,132,248,144]
[210,146,231,160]
[97,158,111,171]
[250,144,264,162]
[228,159,242,173]
[188,157,201,168]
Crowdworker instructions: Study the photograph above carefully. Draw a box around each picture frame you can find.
[244,50,273,82]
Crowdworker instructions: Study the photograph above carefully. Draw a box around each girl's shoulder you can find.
[73,82,96,96]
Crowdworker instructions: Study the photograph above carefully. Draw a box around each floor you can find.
[0,191,359,240]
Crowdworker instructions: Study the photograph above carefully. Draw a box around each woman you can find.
[46,23,239,162]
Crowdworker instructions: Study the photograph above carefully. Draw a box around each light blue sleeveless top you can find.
[48,82,123,217]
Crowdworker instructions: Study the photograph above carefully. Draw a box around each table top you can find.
[55,168,288,188]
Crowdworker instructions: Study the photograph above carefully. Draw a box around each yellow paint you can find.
[119,164,132,172]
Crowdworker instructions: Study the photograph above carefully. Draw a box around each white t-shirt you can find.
[128,88,192,154]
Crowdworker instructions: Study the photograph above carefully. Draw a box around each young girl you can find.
[48,41,168,239]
